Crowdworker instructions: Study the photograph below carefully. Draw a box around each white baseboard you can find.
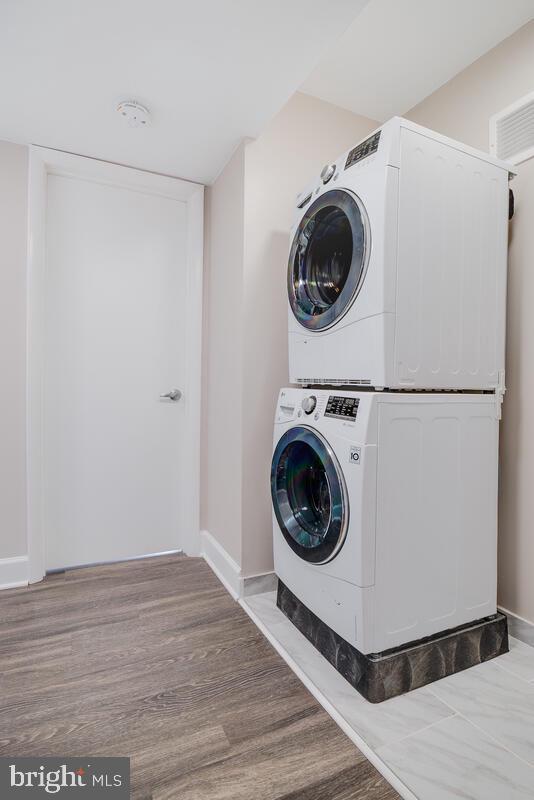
[200,530,243,600]
[200,531,277,601]
[499,605,534,627]
[0,555,29,590]
[242,571,277,597]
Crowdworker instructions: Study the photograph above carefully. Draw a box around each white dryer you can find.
[271,387,499,655]
[288,117,514,390]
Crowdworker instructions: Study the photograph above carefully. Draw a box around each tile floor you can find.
[242,592,534,800]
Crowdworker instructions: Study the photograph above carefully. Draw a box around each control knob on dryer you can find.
[320,164,335,184]
[302,395,317,415]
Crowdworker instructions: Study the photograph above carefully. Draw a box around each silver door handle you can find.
[160,388,182,402]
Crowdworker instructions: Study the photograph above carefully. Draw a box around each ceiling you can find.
[301,0,534,122]
[0,0,367,184]
[2,1,534,185]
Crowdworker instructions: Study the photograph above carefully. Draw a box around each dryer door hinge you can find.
[496,371,506,419]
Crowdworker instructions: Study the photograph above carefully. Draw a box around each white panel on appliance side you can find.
[373,398,498,652]
[394,127,508,390]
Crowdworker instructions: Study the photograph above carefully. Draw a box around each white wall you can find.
[201,142,246,565]
[202,92,378,579]
[406,20,534,623]
[0,140,28,562]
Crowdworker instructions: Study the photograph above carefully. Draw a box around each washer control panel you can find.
[325,395,360,420]
[345,130,381,169]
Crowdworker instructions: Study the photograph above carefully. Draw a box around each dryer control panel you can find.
[325,395,360,420]
[344,130,381,169]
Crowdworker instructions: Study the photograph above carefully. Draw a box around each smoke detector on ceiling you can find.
[116,100,150,128]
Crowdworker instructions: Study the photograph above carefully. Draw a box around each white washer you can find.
[271,387,499,654]
[288,117,514,391]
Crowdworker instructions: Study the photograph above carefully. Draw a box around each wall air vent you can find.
[490,91,534,164]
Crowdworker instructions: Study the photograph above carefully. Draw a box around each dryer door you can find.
[271,426,348,564]
[288,189,370,331]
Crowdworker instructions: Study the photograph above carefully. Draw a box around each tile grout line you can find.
[240,597,420,800]
[425,687,534,773]
[375,712,460,754]
[455,711,534,773]
[492,659,534,685]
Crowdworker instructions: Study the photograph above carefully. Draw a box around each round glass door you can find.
[288,189,370,331]
[271,426,348,564]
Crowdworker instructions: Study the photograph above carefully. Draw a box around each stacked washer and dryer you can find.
[270,117,515,703]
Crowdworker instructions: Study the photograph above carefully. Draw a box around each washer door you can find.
[271,426,348,564]
[288,189,370,331]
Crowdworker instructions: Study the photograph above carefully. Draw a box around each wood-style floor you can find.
[0,554,399,799]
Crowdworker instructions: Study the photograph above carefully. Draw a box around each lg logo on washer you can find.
[349,447,361,465]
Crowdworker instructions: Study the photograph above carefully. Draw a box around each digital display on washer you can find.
[325,396,360,420]
[345,131,381,169]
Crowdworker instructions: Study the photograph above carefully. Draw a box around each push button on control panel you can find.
[325,395,359,420]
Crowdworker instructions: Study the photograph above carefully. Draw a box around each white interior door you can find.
[41,161,197,570]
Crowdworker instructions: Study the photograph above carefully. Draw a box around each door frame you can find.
[27,146,204,582]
